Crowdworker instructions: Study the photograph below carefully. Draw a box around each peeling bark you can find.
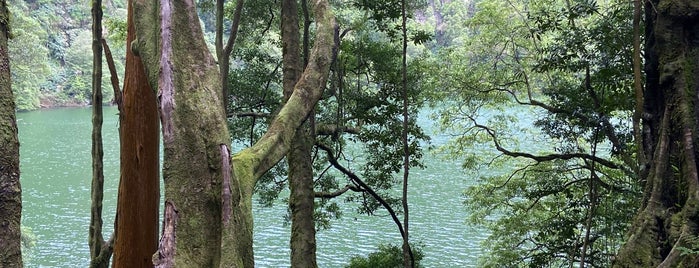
[153,201,178,268]
[112,0,160,266]
[158,0,175,145]
[221,145,232,224]
[132,0,335,266]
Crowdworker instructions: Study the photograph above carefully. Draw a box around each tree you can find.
[421,0,640,266]
[223,3,428,265]
[6,0,51,111]
[347,243,424,268]
[281,0,318,267]
[0,0,23,266]
[214,0,243,111]
[111,0,160,266]
[400,0,413,266]
[613,0,699,266]
[87,1,113,267]
[130,0,335,265]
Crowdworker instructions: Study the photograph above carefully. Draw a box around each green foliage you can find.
[225,1,430,230]
[420,0,642,266]
[329,25,429,215]
[7,0,125,109]
[346,243,424,268]
[8,1,51,110]
[104,16,126,45]
[21,225,37,262]
[678,235,699,256]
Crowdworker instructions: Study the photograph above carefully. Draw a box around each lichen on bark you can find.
[132,0,335,266]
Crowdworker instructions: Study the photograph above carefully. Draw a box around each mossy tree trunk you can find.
[282,0,318,266]
[111,0,160,266]
[614,0,699,267]
[0,0,23,266]
[131,0,335,266]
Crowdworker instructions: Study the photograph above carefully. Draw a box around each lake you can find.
[17,106,489,267]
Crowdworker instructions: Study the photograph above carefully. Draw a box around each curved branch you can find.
[314,184,363,198]
[471,118,622,170]
[316,142,407,242]
[232,0,336,197]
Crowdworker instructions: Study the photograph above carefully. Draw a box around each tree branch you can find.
[315,124,360,136]
[316,142,408,242]
[232,0,336,198]
[100,38,122,113]
[229,112,271,119]
[470,117,622,170]
[314,184,363,198]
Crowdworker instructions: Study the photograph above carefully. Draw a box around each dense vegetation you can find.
[421,0,641,266]
[7,0,125,110]
[4,0,698,266]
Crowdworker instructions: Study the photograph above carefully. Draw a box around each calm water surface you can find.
[18,106,488,267]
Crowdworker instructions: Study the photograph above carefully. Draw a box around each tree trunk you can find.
[0,1,23,266]
[401,0,412,266]
[131,0,335,266]
[614,0,699,267]
[282,0,318,266]
[134,0,230,265]
[215,0,243,111]
[111,0,160,266]
[89,1,114,267]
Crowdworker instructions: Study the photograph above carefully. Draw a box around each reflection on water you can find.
[18,106,487,267]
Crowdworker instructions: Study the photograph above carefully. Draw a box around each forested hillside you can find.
[8,0,125,110]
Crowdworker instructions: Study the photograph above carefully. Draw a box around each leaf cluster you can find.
[346,243,425,268]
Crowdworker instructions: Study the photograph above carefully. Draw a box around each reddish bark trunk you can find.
[112,0,160,266]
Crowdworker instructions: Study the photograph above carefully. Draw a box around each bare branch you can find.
[316,142,408,241]
[314,184,363,198]
[470,117,622,170]
[100,38,122,113]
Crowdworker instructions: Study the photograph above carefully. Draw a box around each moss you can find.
[614,211,661,267]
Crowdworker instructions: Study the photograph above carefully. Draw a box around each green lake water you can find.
[18,106,490,267]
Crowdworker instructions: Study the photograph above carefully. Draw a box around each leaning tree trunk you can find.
[131,0,335,266]
[282,0,318,266]
[111,0,160,266]
[0,1,23,266]
[613,1,699,267]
